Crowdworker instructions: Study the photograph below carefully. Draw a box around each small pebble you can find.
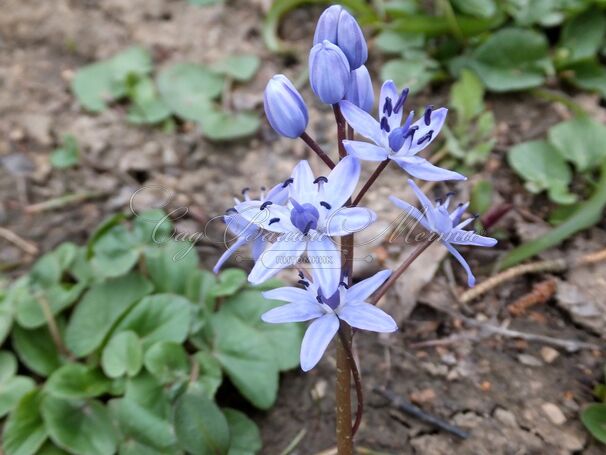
[517,354,543,367]
[494,408,518,428]
[540,346,559,364]
[542,402,566,425]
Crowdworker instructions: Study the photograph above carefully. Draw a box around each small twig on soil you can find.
[24,191,110,214]
[0,226,39,255]
[278,428,307,455]
[36,293,72,359]
[459,247,606,303]
[507,278,557,316]
[374,386,470,439]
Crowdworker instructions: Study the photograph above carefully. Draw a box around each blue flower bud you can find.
[313,5,368,70]
[263,74,309,138]
[309,40,351,105]
[345,65,374,113]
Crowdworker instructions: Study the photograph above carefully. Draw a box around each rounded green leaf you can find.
[124,372,171,419]
[101,331,143,379]
[0,377,36,418]
[212,55,260,82]
[12,324,62,377]
[191,351,222,399]
[223,408,261,455]
[45,364,110,399]
[143,341,189,384]
[173,391,229,455]
[548,117,606,172]
[581,403,606,444]
[144,239,199,295]
[2,390,48,455]
[41,396,118,455]
[211,269,247,298]
[200,111,260,141]
[380,58,435,93]
[0,350,17,383]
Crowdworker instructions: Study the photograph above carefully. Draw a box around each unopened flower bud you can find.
[263,74,309,138]
[309,40,351,105]
[345,65,374,113]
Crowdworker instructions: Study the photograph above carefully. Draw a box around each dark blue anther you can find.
[403,125,419,140]
[383,97,393,116]
[241,187,250,195]
[298,279,309,287]
[269,217,280,225]
[435,198,443,205]
[423,105,433,126]
[298,271,305,279]
[380,116,390,132]
[339,281,349,289]
[393,88,409,114]
[416,130,433,146]
[446,191,455,197]
[260,201,273,210]
[320,201,332,209]
[282,177,294,188]
[319,289,340,310]
[225,208,237,214]
[314,176,328,184]
[260,186,266,191]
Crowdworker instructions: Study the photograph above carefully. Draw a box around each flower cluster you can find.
[215,5,497,371]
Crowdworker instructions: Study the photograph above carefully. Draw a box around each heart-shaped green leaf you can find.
[45,364,110,399]
[143,341,189,384]
[223,408,261,455]
[101,331,143,379]
[12,324,63,377]
[548,117,606,172]
[2,390,48,455]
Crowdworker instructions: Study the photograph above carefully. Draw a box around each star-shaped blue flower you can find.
[390,179,497,287]
[261,270,397,371]
[339,80,466,182]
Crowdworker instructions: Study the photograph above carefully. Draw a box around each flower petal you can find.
[324,156,361,208]
[300,313,339,371]
[447,230,498,247]
[379,80,402,131]
[213,235,249,274]
[392,156,466,182]
[251,237,266,261]
[338,302,397,332]
[261,302,324,323]
[339,100,382,145]
[406,107,448,156]
[291,160,317,204]
[346,269,391,302]
[263,286,314,303]
[443,241,476,287]
[388,195,430,230]
[307,236,341,296]
[405,179,436,229]
[248,237,306,285]
[235,200,295,233]
[325,207,377,236]
[343,140,389,162]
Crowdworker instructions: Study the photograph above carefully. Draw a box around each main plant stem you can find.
[300,132,336,169]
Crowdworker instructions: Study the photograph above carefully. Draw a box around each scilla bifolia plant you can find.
[216,5,497,453]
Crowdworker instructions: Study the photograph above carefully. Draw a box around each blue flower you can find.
[234,156,376,295]
[261,270,397,371]
[309,40,351,105]
[345,65,374,113]
[389,179,498,287]
[339,80,466,182]
[313,5,368,70]
[264,74,309,138]
[213,184,289,274]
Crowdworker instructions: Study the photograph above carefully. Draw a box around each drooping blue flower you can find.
[345,65,374,113]
[313,5,368,70]
[389,179,498,287]
[309,40,351,105]
[261,270,397,371]
[234,156,376,295]
[264,74,309,138]
[339,80,466,182]
[213,183,289,274]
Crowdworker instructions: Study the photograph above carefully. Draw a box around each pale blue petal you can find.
[307,236,341,296]
[324,155,361,208]
[388,195,430,230]
[248,237,306,285]
[263,286,317,304]
[338,302,397,332]
[379,80,402,131]
[261,302,324,323]
[443,241,476,287]
[406,107,448,156]
[265,183,290,205]
[392,156,467,182]
[434,206,453,233]
[450,202,469,225]
[290,160,317,204]
[447,230,498,247]
[251,237,265,261]
[325,207,376,236]
[213,235,249,274]
[406,179,436,229]
[235,200,296,233]
[300,313,339,371]
[339,100,382,145]
[343,140,389,161]
[346,269,391,302]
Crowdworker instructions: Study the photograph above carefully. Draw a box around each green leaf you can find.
[0,350,17,382]
[581,403,606,443]
[191,351,222,399]
[450,69,484,123]
[157,63,223,121]
[558,9,606,64]
[144,239,199,295]
[45,364,110,399]
[470,180,493,215]
[14,283,85,330]
[380,57,436,93]
[72,47,152,112]
[34,442,70,455]
[2,390,48,455]
[112,294,192,349]
[452,0,497,18]
[375,30,424,54]
[41,396,118,455]
[188,0,222,5]
[564,60,606,98]
[124,372,171,419]
[50,135,79,169]
[87,213,127,257]
[132,209,173,245]
[0,305,13,346]
[223,409,261,455]
[212,55,260,82]
[466,28,551,92]
[0,376,36,417]
[65,273,153,357]
[199,110,260,141]
[173,391,230,455]
[548,117,606,172]
[126,76,172,125]
[507,140,576,204]
[109,398,177,451]
[504,0,563,27]
[211,268,247,298]
[12,325,62,377]
[143,341,189,384]
[101,331,143,379]
[89,225,141,279]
